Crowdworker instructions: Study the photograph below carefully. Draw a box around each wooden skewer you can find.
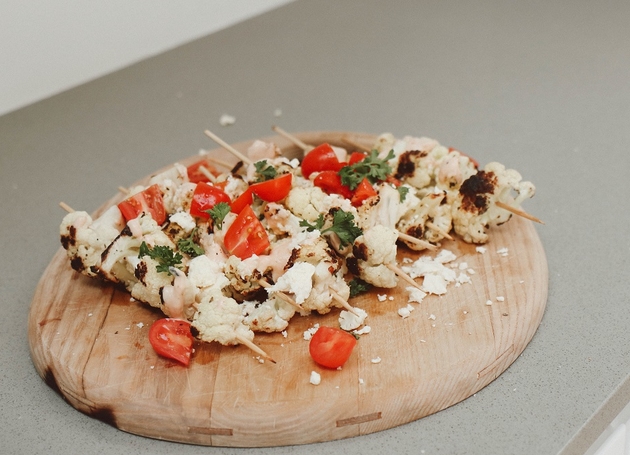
[204,130,252,165]
[272,125,313,152]
[329,288,360,317]
[205,156,235,170]
[395,231,437,251]
[118,186,129,195]
[341,136,371,153]
[258,279,304,313]
[385,263,423,291]
[426,222,454,241]
[198,165,217,183]
[59,202,75,213]
[235,334,276,364]
[496,201,544,224]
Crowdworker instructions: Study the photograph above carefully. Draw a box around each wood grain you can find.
[28,131,548,447]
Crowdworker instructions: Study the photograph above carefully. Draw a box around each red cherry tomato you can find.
[148,318,194,366]
[186,159,220,183]
[350,178,378,207]
[250,173,293,202]
[301,143,344,178]
[313,170,353,199]
[189,182,231,219]
[118,184,166,225]
[348,151,367,165]
[309,326,357,369]
[230,187,254,214]
[223,205,270,259]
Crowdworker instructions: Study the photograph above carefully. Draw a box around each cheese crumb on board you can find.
[406,286,426,303]
[339,307,368,331]
[485,300,493,306]
[377,294,387,302]
[496,296,505,302]
[309,371,321,385]
[303,324,320,341]
[497,247,509,257]
[353,325,371,336]
[398,304,415,318]
[476,246,487,254]
[371,357,382,364]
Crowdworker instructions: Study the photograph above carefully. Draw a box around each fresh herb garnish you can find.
[397,185,409,202]
[177,228,204,258]
[349,277,372,298]
[300,209,363,247]
[338,149,395,190]
[139,241,183,275]
[254,160,277,182]
[206,202,231,230]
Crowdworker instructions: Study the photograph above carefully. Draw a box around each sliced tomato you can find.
[348,151,367,165]
[448,147,479,169]
[351,178,378,207]
[301,143,344,178]
[313,170,353,199]
[230,187,254,214]
[250,173,292,202]
[189,182,231,219]
[224,205,270,259]
[118,184,166,225]
[148,318,194,366]
[186,159,220,183]
[309,326,357,369]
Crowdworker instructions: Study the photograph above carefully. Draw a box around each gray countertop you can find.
[2,1,629,454]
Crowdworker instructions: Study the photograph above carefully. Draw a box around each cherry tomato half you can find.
[350,178,378,207]
[348,151,367,165]
[250,173,293,202]
[118,184,166,225]
[309,326,357,369]
[313,170,353,199]
[301,143,344,178]
[187,159,220,183]
[148,318,194,366]
[230,187,254,214]
[189,182,231,219]
[223,205,270,259]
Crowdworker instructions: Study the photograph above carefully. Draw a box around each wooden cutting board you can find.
[28,131,548,447]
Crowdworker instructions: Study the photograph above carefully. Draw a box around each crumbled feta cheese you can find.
[219,114,236,126]
[398,304,414,318]
[467,268,476,275]
[458,262,468,270]
[136,322,144,328]
[428,314,436,320]
[339,307,368,331]
[406,286,426,303]
[359,378,364,385]
[309,371,321,385]
[496,296,505,302]
[377,294,387,302]
[353,325,371,336]
[422,273,448,295]
[497,247,509,256]
[388,296,394,301]
[371,357,382,364]
[303,324,319,341]
[476,246,487,254]
[281,330,288,338]
[456,273,472,285]
[485,300,493,306]
[435,249,457,264]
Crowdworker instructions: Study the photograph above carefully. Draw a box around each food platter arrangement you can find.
[28,129,547,447]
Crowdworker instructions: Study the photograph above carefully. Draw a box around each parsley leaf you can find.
[139,241,183,275]
[338,149,395,190]
[206,202,231,230]
[397,185,409,202]
[299,210,362,247]
[254,160,277,182]
[177,228,204,258]
[349,277,372,298]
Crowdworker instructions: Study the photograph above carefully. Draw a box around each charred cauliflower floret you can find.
[192,290,254,346]
[347,225,398,288]
[242,297,297,333]
[397,190,452,248]
[451,162,536,243]
[59,205,126,276]
[284,186,327,221]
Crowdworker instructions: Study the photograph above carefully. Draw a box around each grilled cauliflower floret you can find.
[128,257,174,309]
[397,190,452,248]
[284,186,327,221]
[266,262,316,304]
[192,290,254,346]
[242,297,296,333]
[451,162,536,243]
[161,269,197,319]
[59,205,125,276]
[347,225,398,288]
[435,150,477,191]
[301,263,350,314]
[263,202,302,237]
[357,183,421,230]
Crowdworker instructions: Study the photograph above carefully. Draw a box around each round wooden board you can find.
[28,131,548,447]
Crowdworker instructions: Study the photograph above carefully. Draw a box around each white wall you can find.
[0,0,295,116]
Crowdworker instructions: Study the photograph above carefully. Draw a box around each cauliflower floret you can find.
[129,257,174,309]
[392,142,449,190]
[435,150,477,191]
[59,205,125,276]
[263,202,302,236]
[284,186,327,221]
[247,140,280,162]
[397,190,452,248]
[301,264,351,314]
[192,290,254,346]
[339,307,368,331]
[241,297,296,333]
[161,269,197,319]
[451,162,536,243]
[347,225,399,288]
[266,262,316,304]
[357,183,421,230]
